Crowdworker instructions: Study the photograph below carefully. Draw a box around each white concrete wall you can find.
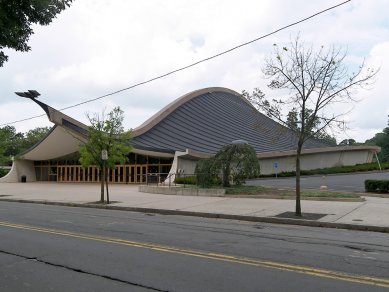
[165,149,376,178]
[177,158,197,176]
[0,160,36,183]
[162,151,185,184]
[259,149,375,175]
[163,152,200,185]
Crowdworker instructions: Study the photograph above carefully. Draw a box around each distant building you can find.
[0,87,379,183]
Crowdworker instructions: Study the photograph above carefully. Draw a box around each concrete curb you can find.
[1,198,388,233]
[139,185,226,196]
[139,188,364,201]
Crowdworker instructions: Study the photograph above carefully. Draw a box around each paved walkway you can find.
[1,182,389,232]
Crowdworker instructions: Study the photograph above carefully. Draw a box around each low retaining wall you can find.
[139,185,225,196]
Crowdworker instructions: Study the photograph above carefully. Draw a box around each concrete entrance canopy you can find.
[0,87,380,182]
[21,126,83,161]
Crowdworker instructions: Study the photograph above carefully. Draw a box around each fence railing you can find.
[146,173,170,185]
[158,173,221,188]
[147,173,196,187]
[147,172,228,188]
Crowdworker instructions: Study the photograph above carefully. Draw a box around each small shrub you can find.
[195,173,222,188]
[278,171,296,177]
[195,144,260,187]
[195,158,221,187]
[210,176,222,186]
[175,176,197,185]
[0,168,9,178]
[365,180,389,193]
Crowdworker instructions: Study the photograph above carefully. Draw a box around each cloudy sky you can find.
[0,0,388,143]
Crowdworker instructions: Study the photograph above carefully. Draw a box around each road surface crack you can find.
[343,245,375,252]
[332,202,367,222]
[0,249,169,291]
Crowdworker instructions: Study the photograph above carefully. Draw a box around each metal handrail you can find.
[146,172,170,185]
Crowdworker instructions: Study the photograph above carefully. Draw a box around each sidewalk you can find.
[1,182,389,233]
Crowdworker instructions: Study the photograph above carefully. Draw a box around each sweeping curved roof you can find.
[131,87,330,154]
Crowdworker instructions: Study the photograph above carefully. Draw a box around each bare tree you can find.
[243,36,377,216]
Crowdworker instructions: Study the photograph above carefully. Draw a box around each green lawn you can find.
[224,185,360,199]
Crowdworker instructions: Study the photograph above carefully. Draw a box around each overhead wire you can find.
[0,0,351,127]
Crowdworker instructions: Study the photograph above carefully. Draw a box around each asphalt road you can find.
[1,202,389,291]
[247,171,389,192]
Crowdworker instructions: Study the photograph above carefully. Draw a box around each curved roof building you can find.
[0,87,379,183]
[131,88,328,154]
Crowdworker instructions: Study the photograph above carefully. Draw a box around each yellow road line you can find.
[1,220,388,288]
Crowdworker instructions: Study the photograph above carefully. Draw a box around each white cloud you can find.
[0,0,388,144]
[341,41,389,142]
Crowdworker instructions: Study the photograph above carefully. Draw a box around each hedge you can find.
[0,168,9,178]
[175,176,197,185]
[365,180,389,193]
[260,162,389,178]
[175,175,222,187]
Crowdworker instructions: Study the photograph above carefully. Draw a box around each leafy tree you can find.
[365,128,389,162]
[195,158,221,188]
[0,126,24,164]
[0,128,9,164]
[315,132,337,145]
[21,126,51,150]
[215,143,260,187]
[243,36,377,216]
[195,143,260,188]
[0,167,9,178]
[286,108,336,145]
[339,139,357,146]
[0,0,73,67]
[0,126,51,165]
[286,108,319,132]
[79,107,132,204]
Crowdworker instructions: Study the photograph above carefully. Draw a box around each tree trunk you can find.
[105,165,109,204]
[295,142,303,217]
[223,163,230,187]
[100,168,104,203]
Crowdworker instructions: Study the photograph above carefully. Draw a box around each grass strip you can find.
[225,185,360,198]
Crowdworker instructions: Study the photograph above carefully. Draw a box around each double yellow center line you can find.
[1,220,388,288]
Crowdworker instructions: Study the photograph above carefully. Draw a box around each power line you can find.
[1,0,351,127]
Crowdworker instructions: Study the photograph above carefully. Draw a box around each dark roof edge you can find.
[132,87,245,137]
[25,97,89,137]
[172,146,381,160]
[132,148,175,158]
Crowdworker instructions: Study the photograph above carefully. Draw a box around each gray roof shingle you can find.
[132,89,330,154]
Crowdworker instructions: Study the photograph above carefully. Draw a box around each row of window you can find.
[34,163,172,183]
[33,153,174,166]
